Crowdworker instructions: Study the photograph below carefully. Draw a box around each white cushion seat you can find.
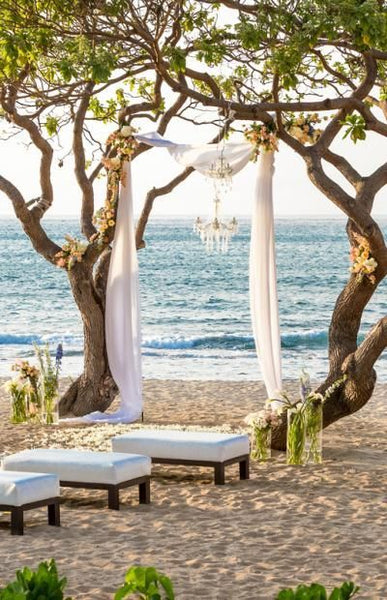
[4,449,151,509]
[0,470,60,535]
[112,430,250,485]
[0,470,59,506]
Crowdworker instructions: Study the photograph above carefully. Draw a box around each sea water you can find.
[1,216,386,381]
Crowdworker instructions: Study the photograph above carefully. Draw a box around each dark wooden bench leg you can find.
[139,479,150,504]
[48,501,60,526]
[239,457,250,480]
[108,486,120,510]
[214,463,225,485]
[11,508,24,535]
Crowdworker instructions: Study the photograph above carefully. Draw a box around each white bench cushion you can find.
[0,471,59,506]
[112,430,249,463]
[3,449,151,485]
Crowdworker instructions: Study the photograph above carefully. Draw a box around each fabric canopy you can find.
[78,132,283,424]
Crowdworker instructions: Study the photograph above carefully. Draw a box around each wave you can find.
[143,330,330,351]
[0,333,83,346]
[282,330,328,348]
[0,329,339,351]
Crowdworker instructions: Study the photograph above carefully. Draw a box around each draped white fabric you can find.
[81,161,143,423]
[249,152,282,402]
[138,133,283,401]
[71,132,283,424]
[136,132,253,176]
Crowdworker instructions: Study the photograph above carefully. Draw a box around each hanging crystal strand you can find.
[193,132,238,253]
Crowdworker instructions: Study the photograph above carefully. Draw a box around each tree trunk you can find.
[59,258,117,416]
[271,217,387,450]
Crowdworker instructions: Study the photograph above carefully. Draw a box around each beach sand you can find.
[0,379,385,599]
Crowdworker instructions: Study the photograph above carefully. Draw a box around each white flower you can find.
[120,125,134,137]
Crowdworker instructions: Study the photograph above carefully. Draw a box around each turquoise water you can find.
[1,217,386,381]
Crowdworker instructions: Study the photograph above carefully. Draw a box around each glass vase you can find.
[10,391,28,424]
[251,426,272,462]
[40,393,59,425]
[286,408,307,465]
[304,400,323,464]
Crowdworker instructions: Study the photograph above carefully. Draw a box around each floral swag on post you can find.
[244,113,323,159]
[349,233,378,284]
[54,125,139,269]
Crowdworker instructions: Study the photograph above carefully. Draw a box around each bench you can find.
[0,470,60,535]
[3,449,151,510]
[112,430,250,485]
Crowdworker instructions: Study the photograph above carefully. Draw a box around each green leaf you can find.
[276,590,295,600]
[45,116,59,136]
[166,47,186,73]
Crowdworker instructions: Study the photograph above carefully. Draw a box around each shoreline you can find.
[0,379,385,599]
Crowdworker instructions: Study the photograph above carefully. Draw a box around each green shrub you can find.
[0,559,71,600]
[114,566,174,600]
[276,581,360,600]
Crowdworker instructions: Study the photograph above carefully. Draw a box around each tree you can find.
[1,1,386,449]
[116,0,387,447]
[0,0,195,415]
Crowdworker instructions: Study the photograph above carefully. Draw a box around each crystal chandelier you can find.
[194,195,238,253]
[193,143,238,253]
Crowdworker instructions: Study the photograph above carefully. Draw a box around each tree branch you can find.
[0,174,60,260]
[323,150,363,190]
[73,81,97,239]
[349,316,387,375]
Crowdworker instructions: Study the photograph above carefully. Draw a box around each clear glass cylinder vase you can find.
[304,400,323,464]
[286,408,307,465]
[251,426,272,462]
[40,393,59,425]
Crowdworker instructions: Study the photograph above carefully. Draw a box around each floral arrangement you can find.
[103,125,139,170]
[6,344,63,424]
[285,112,322,144]
[275,371,346,465]
[349,232,377,284]
[92,125,139,243]
[244,122,278,161]
[244,408,281,461]
[54,235,88,270]
[35,343,63,424]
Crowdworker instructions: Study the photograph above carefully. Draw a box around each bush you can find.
[0,559,71,600]
[276,581,360,600]
[114,566,174,600]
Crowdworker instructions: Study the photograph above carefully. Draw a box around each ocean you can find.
[1,216,387,382]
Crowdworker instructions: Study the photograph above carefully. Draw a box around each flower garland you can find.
[244,113,323,159]
[285,112,322,144]
[54,235,88,270]
[349,233,377,284]
[92,125,139,242]
[244,122,278,161]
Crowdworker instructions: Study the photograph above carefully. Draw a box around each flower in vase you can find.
[244,409,280,462]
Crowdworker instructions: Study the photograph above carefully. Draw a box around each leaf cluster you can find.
[0,560,71,600]
[114,566,174,600]
[276,581,360,600]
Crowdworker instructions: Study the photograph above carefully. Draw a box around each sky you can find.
[0,116,386,220]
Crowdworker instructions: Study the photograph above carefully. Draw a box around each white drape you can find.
[81,161,143,423]
[137,133,282,400]
[136,132,253,175]
[249,152,282,401]
[73,132,283,424]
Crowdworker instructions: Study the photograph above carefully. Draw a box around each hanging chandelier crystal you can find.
[207,149,234,191]
[193,195,238,253]
[193,142,238,253]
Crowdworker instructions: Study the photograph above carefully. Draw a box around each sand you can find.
[0,378,385,599]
